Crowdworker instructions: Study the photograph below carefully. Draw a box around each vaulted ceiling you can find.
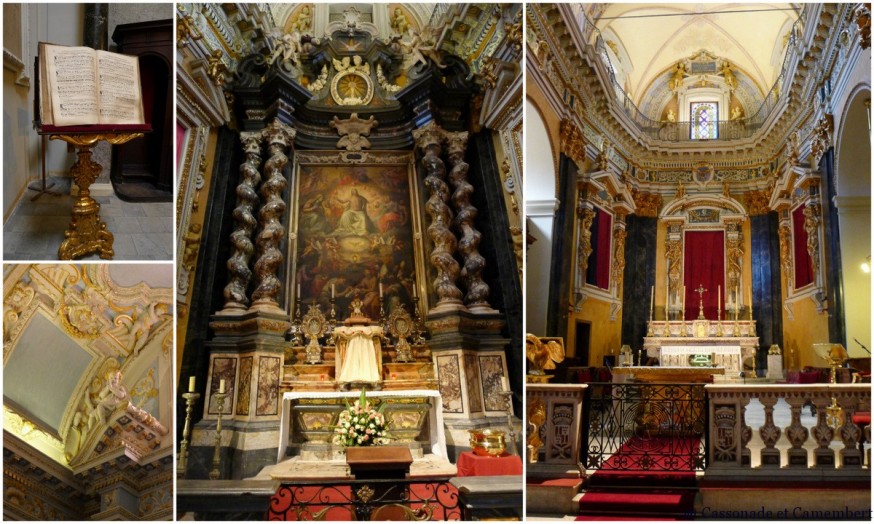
[591,3,800,103]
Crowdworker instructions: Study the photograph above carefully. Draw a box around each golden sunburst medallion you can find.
[331,69,374,106]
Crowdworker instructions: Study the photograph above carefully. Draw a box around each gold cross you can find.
[694,284,707,299]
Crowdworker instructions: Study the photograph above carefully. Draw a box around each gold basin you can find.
[468,429,506,457]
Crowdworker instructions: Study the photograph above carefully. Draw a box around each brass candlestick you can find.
[325,295,337,346]
[177,391,201,479]
[209,391,228,480]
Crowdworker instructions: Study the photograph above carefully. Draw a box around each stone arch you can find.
[833,85,871,356]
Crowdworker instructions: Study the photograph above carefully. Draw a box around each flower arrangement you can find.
[333,389,389,447]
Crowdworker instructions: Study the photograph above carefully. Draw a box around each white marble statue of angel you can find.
[401,27,446,69]
[84,371,129,430]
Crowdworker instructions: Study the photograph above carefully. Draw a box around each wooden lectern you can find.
[346,445,413,480]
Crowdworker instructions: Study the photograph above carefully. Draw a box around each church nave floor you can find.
[4,176,173,261]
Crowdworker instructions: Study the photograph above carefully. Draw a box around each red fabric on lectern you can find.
[793,204,814,289]
[456,451,523,477]
[683,231,725,321]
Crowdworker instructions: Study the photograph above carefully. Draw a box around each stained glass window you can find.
[690,102,718,139]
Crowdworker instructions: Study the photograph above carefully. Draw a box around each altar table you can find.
[456,451,522,477]
[278,390,447,463]
[660,345,742,374]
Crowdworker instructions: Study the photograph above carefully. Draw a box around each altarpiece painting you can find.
[289,151,426,320]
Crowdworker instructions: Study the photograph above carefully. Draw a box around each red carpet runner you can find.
[576,437,700,521]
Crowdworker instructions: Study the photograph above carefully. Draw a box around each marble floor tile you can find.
[3,178,173,261]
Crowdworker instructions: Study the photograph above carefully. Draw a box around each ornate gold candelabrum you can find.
[733,304,741,336]
[209,391,228,480]
[813,343,849,429]
[680,309,687,337]
[325,295,338,346]
[49,133,142,259]
[412,293,426,345]
[177,390,201,479]
[290,294,304,346]
[716,305,724,337]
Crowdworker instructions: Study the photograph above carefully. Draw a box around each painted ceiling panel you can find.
[108,264,174,289]
[3,313,93,433]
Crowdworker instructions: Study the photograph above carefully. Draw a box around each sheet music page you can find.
[43,44,99,125]
[96,50,144,125]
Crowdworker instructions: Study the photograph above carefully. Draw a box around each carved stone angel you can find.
[268,30,302,67]
[85,370,129,431]
[402,27,446,69]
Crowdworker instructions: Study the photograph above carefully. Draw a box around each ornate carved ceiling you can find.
[527,3,860,193]
[3,264,173,473]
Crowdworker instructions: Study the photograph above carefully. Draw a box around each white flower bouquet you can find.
[332,388,390,447]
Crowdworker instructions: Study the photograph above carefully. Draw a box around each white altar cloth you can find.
[660,345,742,373]
[278,389,447,463]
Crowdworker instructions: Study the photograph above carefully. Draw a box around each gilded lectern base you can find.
[50,133,143,260]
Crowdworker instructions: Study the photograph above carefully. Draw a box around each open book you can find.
[38,42,145,126]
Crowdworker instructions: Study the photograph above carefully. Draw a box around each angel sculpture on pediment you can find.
[401,27,446,69]
[268,30,302,67]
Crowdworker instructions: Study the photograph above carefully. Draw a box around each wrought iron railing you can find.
[269,478,461,521]
[583,6,807,143]
[582,383,709,472]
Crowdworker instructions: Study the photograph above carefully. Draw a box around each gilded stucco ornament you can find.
[329,113,378,151]
[331,56,374,106]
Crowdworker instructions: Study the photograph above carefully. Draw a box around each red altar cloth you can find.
[456,451,523,477]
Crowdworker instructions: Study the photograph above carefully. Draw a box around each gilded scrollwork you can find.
[576,206,595,286]
[810,114,833,167]
[611,227,627,294]
[559,119,586,165]
[803,203,821,279]
[778,224,794,289]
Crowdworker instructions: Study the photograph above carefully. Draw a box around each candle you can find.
[649,286,654,318]
[297,283,301,297]
[682,285,686,312]
[379,283,383,297]
[189,376,196,393]
[412,286,418,299]
[331,284,335,299]
[717,286,721,321]
[749,287,753,320]
[219,379,226,394]
[501,376,510,392]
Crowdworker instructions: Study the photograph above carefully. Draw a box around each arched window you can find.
[690,102,718,139]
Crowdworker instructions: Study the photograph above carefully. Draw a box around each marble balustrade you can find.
[706,384,870,472]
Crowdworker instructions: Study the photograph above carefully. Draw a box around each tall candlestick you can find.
[749,287,753,321]
[718,286,721,321]
[188,376,196,393]
[649,286,654,319]
[682,285,686,312]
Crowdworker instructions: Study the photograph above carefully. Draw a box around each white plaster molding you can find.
[526,199,560,217]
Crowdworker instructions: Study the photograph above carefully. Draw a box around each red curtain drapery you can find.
[683,231,725,321]
[586,207,613,290]
[793,204,814,289]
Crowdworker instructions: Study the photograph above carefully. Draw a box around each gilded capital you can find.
[559,119,586,164]
[240,131,262,154]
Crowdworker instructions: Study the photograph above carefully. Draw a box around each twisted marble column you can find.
[413,122,464,312]
[251,121,295,310]
[445,131,494,313]
[222,132,262,311]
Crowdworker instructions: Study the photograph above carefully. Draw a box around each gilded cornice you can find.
[527,3,857,193]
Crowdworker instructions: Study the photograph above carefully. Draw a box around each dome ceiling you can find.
[591,3,800,104]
